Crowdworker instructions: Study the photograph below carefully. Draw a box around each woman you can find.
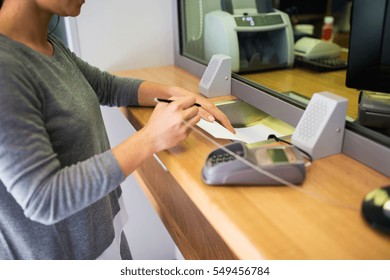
[0,0,234,259]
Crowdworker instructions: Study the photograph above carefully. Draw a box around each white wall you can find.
[75,0,175,72]
[72,0,180,259]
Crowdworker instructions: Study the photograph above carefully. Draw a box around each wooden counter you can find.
[116,66,390,260]
[242,53,359,119]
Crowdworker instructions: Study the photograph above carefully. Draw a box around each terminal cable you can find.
[267,134,313,167]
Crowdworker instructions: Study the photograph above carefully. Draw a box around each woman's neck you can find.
[0,2,54,56]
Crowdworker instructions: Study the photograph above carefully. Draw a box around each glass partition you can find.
[179,0,390,147]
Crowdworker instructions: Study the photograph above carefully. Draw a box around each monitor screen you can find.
[346,0,390,94]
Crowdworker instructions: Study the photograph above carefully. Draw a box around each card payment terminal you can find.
[202,142,306,185]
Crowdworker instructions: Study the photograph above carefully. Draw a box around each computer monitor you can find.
[276,0,328,15]
[346,0,390,93]
[345,0,390,131]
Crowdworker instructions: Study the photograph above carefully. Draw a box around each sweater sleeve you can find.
[51,36,144,107]
[0,59,126,226]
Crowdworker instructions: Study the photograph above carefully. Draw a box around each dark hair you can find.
[0,0,3,9]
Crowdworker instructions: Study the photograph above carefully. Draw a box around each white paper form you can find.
[196,119,287,144]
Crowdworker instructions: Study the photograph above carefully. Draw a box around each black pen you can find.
[154,97,201,107]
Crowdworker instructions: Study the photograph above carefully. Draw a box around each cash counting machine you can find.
[204,0,294,73]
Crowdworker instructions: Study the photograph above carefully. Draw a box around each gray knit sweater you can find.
[0,34,143,259]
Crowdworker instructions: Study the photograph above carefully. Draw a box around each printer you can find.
[204,0,294,73]
[358,91,390,131]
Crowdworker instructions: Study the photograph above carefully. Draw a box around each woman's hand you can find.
[142,96,201,153]
[113,96,200,177]
[167,86,236,134]
[116,82,235,177]
[137,82,236,134]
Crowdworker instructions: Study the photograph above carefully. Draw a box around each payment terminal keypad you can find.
[210,150,244,166]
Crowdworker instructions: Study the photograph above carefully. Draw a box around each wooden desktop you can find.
[242,51,359,119]
[115,66,390,260]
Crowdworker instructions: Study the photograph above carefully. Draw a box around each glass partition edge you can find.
[343,129,390,177]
